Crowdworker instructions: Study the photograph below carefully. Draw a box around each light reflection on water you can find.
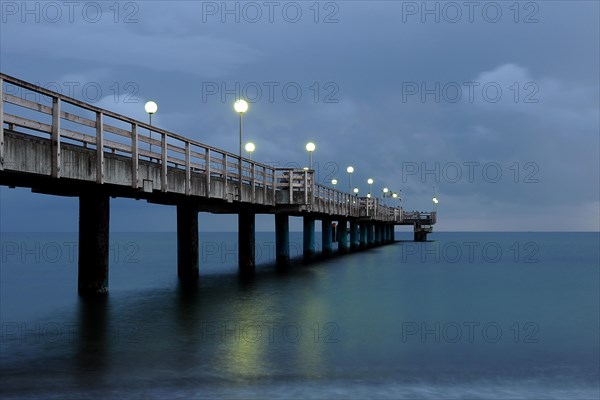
[1,232,598,399]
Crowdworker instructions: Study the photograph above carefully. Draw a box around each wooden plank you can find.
[51,97,61,178]
[96,111,104,184]
[3,93,52,115]
[185,142,191,195]
[0,78,4,171]
[131,123,138,188]
[161,133,167,191]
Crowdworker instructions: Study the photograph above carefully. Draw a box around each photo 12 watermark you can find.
[401,81,539,104]
[1,1,140,24]
[1,241,140,265]
[3,81,141,104]
[201,241,311,264]
[1,321,142,345]
[399,241,540,264]
[399,1,540,24]
[400,161,540,184]
[401,321,540,344]
[200,320,340,344]
[201,81,340,104]
[200,1,340,24]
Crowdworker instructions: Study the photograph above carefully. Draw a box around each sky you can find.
[0,0,598,232]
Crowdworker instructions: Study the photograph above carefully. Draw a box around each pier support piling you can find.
[375,224,382,245]
[350,221,359,250]
[414,228,428,242]
[238,211,255,273]
[275,214,289,265]
[338,219,348,252]
[360,223,368,248]
[303,216,316,259]
[177,203,200,281]
[78,192,110,296]
[367,223,375,247]
[322,217,333,254]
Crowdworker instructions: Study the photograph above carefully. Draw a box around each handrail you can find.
[0,73,433,223]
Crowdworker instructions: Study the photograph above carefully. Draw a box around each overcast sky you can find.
[1,1,598,231]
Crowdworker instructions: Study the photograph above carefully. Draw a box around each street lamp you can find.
[331,178,338,189]
[347,166,354,193]
[353,187,359,196]
[245,142,255,160]
[144,101,158,158]
[367,178,373,198]
[234,99,248,200]
[305,142,316,170]
[382,187,389,205]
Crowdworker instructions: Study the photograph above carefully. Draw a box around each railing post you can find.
[205,148,211,197]
[262,166,267,204]
[96,111,104,184]
[51,97,61,178]
[0,77,4,171]
[160,133,168,191]
[251,162,256,203]
[272,168,276,205]
[131,123,139,188]
[303,170,308,205]
[288,170,293,204]
[185,142,191,195]
[222,154,228,200]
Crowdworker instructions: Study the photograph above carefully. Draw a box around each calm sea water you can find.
[1,232,598,399]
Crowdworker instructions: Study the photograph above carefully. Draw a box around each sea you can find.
[1,232,598,399]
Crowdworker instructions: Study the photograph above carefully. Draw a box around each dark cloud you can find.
[1,1,598,231]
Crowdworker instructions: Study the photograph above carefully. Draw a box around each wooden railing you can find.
[0,73,417,222]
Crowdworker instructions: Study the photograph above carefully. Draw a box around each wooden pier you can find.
[0,73,436,295]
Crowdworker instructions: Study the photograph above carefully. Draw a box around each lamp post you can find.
[331,178,338,189]
[245,142,255,160]
[367,178,373,198]
[382,187,389,205]
[353,187,359,196]
[144,101,158,158]
[306,142,315,170]
[234,99,248,199]
[346,166,354,193]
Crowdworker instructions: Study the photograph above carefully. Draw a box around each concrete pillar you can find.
[384,225,390,242]
[350,221,359,249]
[375,224,382,245]
[322,217,333,254]
[367,223,375,246]
[414,229,428,242]
[391,226,396,241]
[303,216,316,259]
[238,211,255,272]
[275,214,289,264]
[338,219,348,252]
[177,203,200,281]
[78,193,110,296]
[360,223,368,248]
